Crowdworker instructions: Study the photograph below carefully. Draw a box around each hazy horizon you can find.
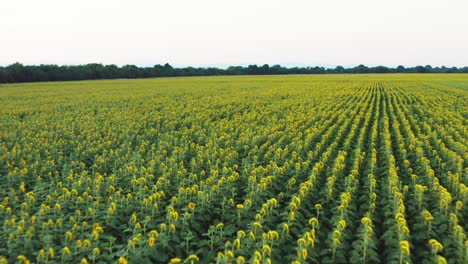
[1,63,466,70]
[2,0,468,67]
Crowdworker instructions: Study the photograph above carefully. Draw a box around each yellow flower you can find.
[333,230,342,239]
[297,238,307,247]
[92,231,99,241]
[253,222,262,229]
[169,224,176,233]
[236,204,244,210]
[39,249,46,259]
[254,250,262,260]
[83,239,91,249]
[338,220,347,229]
[429,239,443,253]
[170,258,182,264]
[81,258,89,264]
[65,231,73,241]
[17,255,30,264]
[20,182,26,192]
[236,256,245,264]
[187,254,199,262]
[63,246,71,255]
[289,211,295,221]
[309,217,319,227]
[437,256,447,264]
[170,211,179,221]
[268,230,279,240]
[233,238,241,250]
[92,247,100,255]
[48,247,55,258]
[301,248,308,260]
[188,202,196,210]
[262,244,272,256]
[400,240,410,255]
[422,210,434,222]
[118,257,128,264]
[131,213,137,223]
[332,238,341,246]
[148,237,156,247]
[361,216,372,226]
[308,237,315,248]
[290,202,298,210]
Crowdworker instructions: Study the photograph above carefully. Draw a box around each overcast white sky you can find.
[1,0,467,67]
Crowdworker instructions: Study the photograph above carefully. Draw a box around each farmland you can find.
[0,74,467,263]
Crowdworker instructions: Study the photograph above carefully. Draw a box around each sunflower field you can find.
[0,74,467,263]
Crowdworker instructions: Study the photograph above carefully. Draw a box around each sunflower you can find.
[188,202,196,210]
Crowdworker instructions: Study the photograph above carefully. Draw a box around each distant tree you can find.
[415,65,427,73]
[0,62,466,84]
[447,67,459,73]
[374,66,390,73]
[152,63,175,77]
[226,66,242,75]
[424,65,433,73]
[247,65,259,75]
[8,62,27,82]
[86,63,105,79]
[270,65,284,74]
[122,65,140,78]
[163,63,175,76]
[152,64,165,77]
[353,64,369,73]
[0,67,6,83]
[335,66,345,73]
[312,66,325,74]
[396,65,406,73]
[104,64,119,79]
[260,64,270,74]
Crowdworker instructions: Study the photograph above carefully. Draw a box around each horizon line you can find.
[1,62,467,69]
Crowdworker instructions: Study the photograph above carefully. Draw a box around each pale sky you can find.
[1,0,468,67]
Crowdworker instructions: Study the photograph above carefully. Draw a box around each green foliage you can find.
[0,75,467,263]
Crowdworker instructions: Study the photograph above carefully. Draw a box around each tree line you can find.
[1,63,467,83]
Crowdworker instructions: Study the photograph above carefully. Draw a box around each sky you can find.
[1,0,468,68]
